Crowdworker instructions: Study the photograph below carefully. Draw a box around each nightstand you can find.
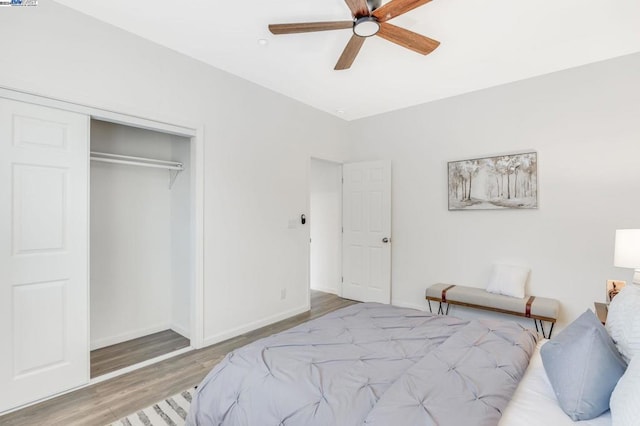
[594,302,608,325]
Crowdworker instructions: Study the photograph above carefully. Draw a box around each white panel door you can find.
[0,98,89,413]
[342,161,391,303]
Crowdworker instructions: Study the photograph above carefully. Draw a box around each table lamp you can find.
[614,229,640,285]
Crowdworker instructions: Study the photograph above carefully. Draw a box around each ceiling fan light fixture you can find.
[353,17,380,37]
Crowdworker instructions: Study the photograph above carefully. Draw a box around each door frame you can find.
[0,87,205,349]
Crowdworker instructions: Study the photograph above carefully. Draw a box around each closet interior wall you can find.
[90,120,191,350]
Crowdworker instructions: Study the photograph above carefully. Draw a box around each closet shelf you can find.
[90,151,184,189]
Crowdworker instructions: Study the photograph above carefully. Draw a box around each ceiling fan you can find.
[268,0,440,70]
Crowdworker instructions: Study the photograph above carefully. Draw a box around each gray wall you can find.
[348,52,640,329]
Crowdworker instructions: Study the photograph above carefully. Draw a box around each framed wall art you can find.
[448,152,538,210]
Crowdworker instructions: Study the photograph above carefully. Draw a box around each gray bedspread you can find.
[187,303,539,426]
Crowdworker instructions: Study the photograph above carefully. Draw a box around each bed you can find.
[188,303,545,425]
[186,282,636,426]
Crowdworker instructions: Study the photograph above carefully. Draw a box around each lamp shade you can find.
[614,229,640,268]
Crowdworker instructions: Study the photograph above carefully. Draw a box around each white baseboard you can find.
[203,304,310,348]
[310,285,339,295]
[391,299,429,312]
[171,322,190,339]
[90,323,171,350]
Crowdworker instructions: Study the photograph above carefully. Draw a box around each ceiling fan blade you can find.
[376,22,439,55]
[344,0,370,18]
[372,0,432,22]
[335,35,366,70]
[269,21,353,35]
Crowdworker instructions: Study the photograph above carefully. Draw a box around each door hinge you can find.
[341,276,344,283]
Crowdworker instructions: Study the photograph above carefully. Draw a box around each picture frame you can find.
[448,152,538,210]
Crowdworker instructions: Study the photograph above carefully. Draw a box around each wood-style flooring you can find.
[0,291,357,426]
[90,329,190,378]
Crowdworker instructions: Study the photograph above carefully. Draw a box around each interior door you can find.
[342,160,391,303]
[0,98,89,412]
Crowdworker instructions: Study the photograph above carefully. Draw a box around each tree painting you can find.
[448,152,537,210]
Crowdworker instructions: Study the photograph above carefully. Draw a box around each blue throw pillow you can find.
[540,309,627,421]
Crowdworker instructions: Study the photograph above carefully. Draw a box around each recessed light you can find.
[257,39,268,46]
[336,109,345,115]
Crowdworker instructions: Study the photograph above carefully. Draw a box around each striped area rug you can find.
[108,387,196,426]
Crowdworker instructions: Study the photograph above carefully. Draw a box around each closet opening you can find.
[89,119,193,378]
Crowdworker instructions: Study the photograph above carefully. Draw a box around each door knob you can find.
[382,237,390,243]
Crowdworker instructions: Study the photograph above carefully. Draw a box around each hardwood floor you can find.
[90,330,190,378]
[0,291,357,426]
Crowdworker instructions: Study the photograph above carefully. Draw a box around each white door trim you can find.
[0,86,206,350]
[309,157,343,298]
[0,86,197,137]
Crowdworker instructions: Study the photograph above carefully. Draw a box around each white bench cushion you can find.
[426,283,559,321]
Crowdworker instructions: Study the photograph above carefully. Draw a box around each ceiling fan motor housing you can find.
[367,0,382,12]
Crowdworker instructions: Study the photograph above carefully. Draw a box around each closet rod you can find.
[90,151,183,171]
[91,157,183,171]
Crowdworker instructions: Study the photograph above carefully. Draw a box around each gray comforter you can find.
[187,303,539,426]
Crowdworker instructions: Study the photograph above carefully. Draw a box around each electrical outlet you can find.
[606,279,626,302]
[280,288,287,300]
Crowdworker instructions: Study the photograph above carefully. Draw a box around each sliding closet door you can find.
[0,98,89,412]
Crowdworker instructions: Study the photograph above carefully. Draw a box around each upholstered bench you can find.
[425,283,560,338]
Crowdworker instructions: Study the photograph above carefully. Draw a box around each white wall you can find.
[90,120,191,349]
[348,52,640,330]
[310,159,342,295]
[6,1,636,344]
[170,137,192,338]
[0,1,348,346]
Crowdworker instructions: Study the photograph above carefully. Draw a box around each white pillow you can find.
[610,355,640,426]
[486,264,530,299]
[606,285,640,363]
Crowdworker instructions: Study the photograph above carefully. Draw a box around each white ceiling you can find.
[54,0,640,121]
